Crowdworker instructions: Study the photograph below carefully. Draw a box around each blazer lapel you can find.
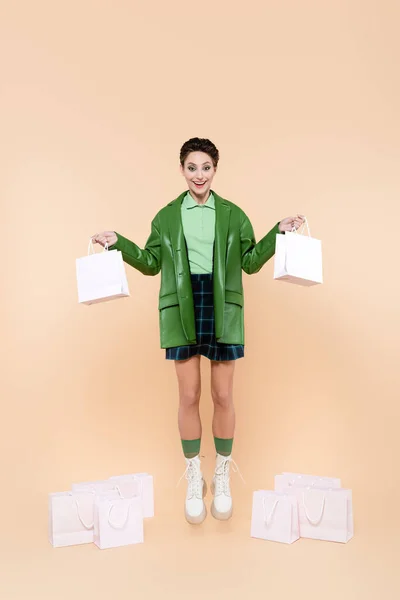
[167,192,196,342]
[213,191,231,338]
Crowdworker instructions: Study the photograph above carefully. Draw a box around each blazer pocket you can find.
[158,292,179,310]
[225,290,243,307]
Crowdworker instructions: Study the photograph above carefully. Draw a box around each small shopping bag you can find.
[76,239,130,305]
[275,472,341,492]
[48,491,95,547]
[109,473,154,518]
[274,218,323,286]
[250,491,299,544]
[94,491,144,549]
[283,486,354,543]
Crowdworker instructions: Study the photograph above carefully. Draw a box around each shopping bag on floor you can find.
[250,491,299,544]
[282,485,354,543]
[76,238,130,305]
[72,478,117,494]
[72,473,153,518]
[275,472,341,491]
[274,218,323,286]
[48,491,95,547]
[109,473,154,518]
[94,491,144,549]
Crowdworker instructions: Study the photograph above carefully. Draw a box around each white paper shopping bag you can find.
[275,472,341,492]
[109,473,154,518]
[250,491,299,544]
[72,478,117,494]
[283,486,354,543]
[94,491,144,549]
[48,491,95,547]
[274,218,323,286]
[76,239,130,305]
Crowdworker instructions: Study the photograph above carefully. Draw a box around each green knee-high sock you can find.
[181,438,201,459]
[214,437,233,457]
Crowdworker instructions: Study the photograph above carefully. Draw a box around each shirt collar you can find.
[182,191,215,210]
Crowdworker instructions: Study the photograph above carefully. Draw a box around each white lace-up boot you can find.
[211,453,233,520]
[181,455,207,524]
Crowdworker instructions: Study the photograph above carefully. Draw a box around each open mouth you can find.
[193,181,206,188]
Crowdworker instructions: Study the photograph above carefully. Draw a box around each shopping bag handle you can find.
[108,502,132,530]
[71,493,94,530]
[88,238,109,255]
[291,216,311,237]
[302,490,326,525]
[113,477,144,499]
[286,476,328,488]
[262,496,280,527]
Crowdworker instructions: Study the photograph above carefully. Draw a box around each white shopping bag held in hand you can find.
[76,238,130,305]
[274,217,323,286]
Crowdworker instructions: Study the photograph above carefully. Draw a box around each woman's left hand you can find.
[278,214,306,233]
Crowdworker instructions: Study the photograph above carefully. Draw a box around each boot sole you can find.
[185,480,208,525]
[210,481,233,521]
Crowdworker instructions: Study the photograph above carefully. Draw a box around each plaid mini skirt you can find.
[165,273,245,362]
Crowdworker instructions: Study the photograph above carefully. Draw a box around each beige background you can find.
[1,0,399,598]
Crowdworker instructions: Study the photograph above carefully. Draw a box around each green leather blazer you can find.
[109,190,283,348]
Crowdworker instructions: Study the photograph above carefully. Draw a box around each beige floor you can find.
[1,478,397,600]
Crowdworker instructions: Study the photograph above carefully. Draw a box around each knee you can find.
[179,387,201,410]
[211,388,232,410]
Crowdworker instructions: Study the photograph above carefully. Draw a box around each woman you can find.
[92,137,305,525]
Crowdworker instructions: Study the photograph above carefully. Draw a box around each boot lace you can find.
[177,457,203,499]
[214,456,245,496]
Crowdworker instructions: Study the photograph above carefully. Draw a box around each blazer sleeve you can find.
[108,213,161,276]
[240,211,284,275]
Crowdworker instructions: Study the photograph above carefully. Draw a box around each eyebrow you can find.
[187,161,212,166]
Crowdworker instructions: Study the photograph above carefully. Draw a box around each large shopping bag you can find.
[250,491,299,544]
[109,473,154,518]
[48,491,95,547]
[283,486,354,543]
[275,472,341,492]
[274,218,323,286]
[76,239,130,305]
[94,491,144,549]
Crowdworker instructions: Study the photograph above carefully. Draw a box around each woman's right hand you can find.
[91,231,118,248]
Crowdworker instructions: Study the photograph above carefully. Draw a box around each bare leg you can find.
[210,360,236,439]
[174,355,202,440]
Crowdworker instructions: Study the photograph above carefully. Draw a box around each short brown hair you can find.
[180,137,219,168]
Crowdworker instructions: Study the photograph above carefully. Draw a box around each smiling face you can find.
[180,151,217,202]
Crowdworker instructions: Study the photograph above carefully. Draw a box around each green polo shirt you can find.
[181,191,216,274]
